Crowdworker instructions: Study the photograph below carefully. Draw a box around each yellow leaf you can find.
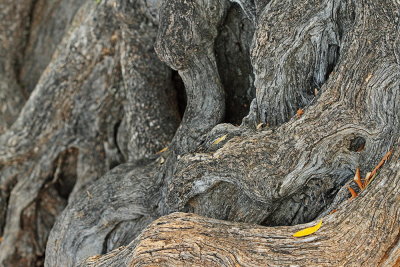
[212,134,227,145]
[156,147,168,154]
[292,220,322,237]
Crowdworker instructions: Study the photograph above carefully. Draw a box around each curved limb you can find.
[45,161,160,267]
[163,0,400,225]
[155,0,229,154]
[80,141,400,266]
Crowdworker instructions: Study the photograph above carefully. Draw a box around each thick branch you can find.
[162,0,400,226]
[0,0,178,266]
[155,0,229,154]
[0,0,33,132]
[114,0,180,161]
[80,144,400,266]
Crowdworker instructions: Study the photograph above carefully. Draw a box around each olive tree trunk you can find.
[0,0,399,266]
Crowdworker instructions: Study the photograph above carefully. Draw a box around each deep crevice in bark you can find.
[171,70,186,120]
[52,148,79,200]
[216,3,255,125]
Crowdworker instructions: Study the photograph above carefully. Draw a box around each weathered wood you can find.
[19,0,84,94]
[78,142,400,266]
[0,0,84,134]
[0,2,123,265]
[0,0,399,266]
[0,0,33,133]
[83,157,400,266]
[215,4,255,124]
[114,0,180,161]
[162,0,400,227]
[155,0,228,154]
[252,0,350,125]
[53,0,400,266]
[45,160,160,267]
[0,0,179,266]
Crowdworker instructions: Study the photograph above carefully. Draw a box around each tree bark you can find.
[79,142,400,266]
[0,0,399,266]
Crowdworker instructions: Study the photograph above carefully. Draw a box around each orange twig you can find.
[353,168,364,190]
[348,187,358,199]
[329,209,337,214]
[296,109,304,118]
[365,149,393,186]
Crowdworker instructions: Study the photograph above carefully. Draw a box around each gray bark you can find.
[0,0,399,266]
[0,0,178,265]
[0,0,84,134]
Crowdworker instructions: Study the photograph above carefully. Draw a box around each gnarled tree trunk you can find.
[0,0,399,266]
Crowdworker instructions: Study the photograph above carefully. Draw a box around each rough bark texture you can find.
[0,0,399,266]
[0,0,84,134]
[0,0,179,266]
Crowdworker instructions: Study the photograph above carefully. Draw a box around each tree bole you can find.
[0,0,399,266]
